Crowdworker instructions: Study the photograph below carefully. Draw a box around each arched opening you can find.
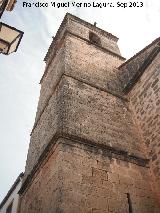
[89,32,101,46]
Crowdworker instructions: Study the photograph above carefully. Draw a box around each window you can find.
[89,32,101,46]
[6,201,13,213]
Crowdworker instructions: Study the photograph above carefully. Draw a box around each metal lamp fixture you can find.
[0,0,8,18]
[0,0,17,18]
[0,22,23,55]
[6,0,17,11]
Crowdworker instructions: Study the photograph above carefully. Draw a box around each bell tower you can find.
[19,14,159,213]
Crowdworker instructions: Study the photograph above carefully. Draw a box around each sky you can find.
[0,0,160,202]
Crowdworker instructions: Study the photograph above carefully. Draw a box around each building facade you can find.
[0,173,24,213]
[19,14,160,212]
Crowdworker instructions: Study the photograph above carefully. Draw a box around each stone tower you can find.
[19,14,160,212]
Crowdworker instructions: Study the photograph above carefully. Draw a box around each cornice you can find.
[32,73,128,137]
[19,133,149,196]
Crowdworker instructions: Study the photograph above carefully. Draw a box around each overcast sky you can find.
[0,0,160,202]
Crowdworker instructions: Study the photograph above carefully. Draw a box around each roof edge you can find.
[0,172,24,209]
[118,37,160,69]
[123,45,160,93]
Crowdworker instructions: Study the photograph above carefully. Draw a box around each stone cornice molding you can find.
[19,134,149,196]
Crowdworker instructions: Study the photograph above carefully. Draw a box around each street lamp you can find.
[0,22,23,55]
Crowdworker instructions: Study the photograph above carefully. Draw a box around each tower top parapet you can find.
[44,13,123,63]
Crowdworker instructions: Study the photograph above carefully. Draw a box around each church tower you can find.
[19,14,159,212]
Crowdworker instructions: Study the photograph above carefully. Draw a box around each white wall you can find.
[0,180,22,213]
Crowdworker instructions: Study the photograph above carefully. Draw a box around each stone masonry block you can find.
[25,75,144,177]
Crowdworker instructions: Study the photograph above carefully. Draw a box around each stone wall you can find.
[44,13,123,65]
[67,15,121,56]
[27,28,131,180]
[65,35,124,93]
[35,45,65,124]
[129,52,160,197]
[25,75,145,179]
[35,32,124,128]
[20,138,159,213]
